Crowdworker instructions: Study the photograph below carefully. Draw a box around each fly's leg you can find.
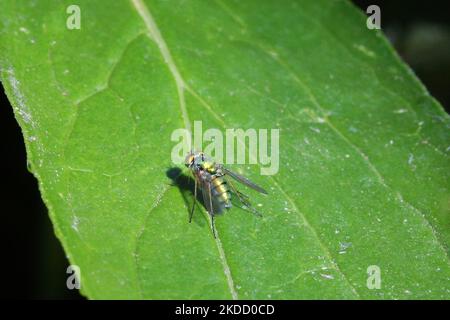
[211,214,216,238]
[236,189,250,200]
[227,179,262,217]
[208,182,217,238]
[189,177,198,223]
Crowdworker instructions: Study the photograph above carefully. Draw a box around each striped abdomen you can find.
[211,175,232,211]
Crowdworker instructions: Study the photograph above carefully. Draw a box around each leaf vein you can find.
[133,183,172,299]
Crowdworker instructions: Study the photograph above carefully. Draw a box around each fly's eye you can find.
[185,154,195,167]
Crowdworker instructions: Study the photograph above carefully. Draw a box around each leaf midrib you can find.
[130,0,238,299]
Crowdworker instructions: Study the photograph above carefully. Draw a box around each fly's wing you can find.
[199,173,214,216]
[222,167,268,194]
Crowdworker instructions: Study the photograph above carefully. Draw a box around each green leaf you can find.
[1,0,449,299]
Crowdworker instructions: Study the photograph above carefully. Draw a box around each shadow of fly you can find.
[185,151,268,238]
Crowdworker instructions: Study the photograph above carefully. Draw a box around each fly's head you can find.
[185,152,195,169]
[185,151,205,171]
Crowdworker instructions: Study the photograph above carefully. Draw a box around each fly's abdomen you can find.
[211,176,232,210]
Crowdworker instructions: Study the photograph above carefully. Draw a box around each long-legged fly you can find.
[185,151,267,237]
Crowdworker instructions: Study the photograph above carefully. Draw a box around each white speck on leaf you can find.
[71,216,80,232]
[385,139,395,147]
[353,43,376,57]
[408,154,416,171]
[339,242,352,254]
[310,127,320,134]
[6,67,34,126]
[19,27,30,34]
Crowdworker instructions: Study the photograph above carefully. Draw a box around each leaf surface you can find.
[1,0,449,299]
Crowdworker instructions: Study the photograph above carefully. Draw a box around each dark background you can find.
[0,1,449,299]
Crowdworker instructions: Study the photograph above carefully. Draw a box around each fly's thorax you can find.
[202,160,217,174]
